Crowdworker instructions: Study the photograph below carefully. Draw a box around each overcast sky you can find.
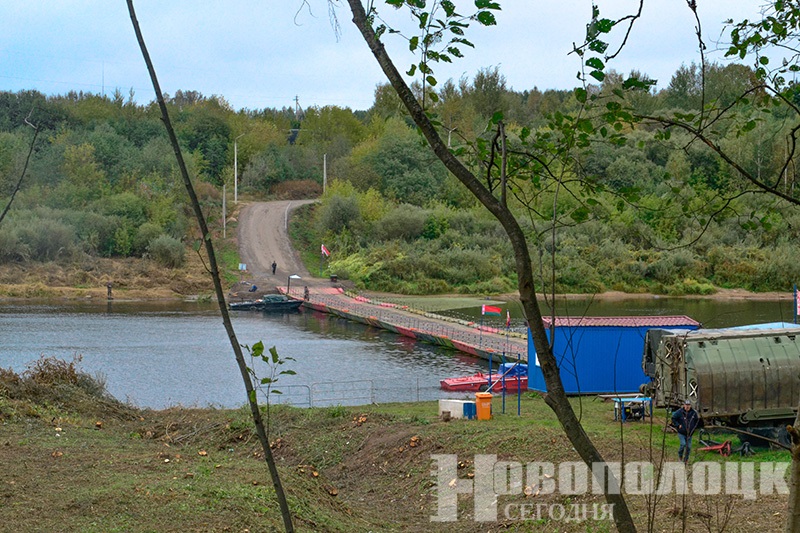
[0,1,767,112]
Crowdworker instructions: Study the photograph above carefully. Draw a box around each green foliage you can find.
[2,38,799,295]
[93,192,148,226]
[1,216,78,261]
[147,235,185,268]
[240,144,318,195]
[375,0,500,105]
[376,204,426,241]
[176,102,232,184]
[362,118,448,205]
[0,226,27,261]
[317,192,363,235]
[133,222,164,257]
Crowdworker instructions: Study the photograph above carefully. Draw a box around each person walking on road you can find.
[271,261,277,275]
[671,399,701,464]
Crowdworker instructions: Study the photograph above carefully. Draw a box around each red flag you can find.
[321,244,330,257]
[482,305,502,316]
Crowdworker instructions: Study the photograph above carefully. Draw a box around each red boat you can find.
[440,364,528,393]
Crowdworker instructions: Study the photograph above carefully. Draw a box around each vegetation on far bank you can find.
[4,60,800,298]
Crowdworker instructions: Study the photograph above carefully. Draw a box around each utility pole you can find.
[234,133,245,204]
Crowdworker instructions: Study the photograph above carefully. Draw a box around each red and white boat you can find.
[440,364,528,393]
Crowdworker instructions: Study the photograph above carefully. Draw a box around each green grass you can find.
[216,239,241,286]
[0,365,791,532]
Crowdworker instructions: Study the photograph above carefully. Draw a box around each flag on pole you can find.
[482,304,502,316]
[321,244,330,257]
[506,310,511,328]
[795,284,799,324]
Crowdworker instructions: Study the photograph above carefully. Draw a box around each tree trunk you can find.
[787,419,800,532]
[345,2,636,531]
[126,2,294,531]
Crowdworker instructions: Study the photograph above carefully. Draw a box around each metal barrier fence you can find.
[261,378,468,408]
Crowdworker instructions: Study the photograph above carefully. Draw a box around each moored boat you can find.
[229,294,303,312]
[440,363,528,392]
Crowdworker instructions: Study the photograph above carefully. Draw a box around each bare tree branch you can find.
[0,115,39,226]
[125,2,294,531]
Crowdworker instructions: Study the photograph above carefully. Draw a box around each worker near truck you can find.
[671,399,701,464]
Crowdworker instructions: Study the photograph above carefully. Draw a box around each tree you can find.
[296,105,367,160]
[176,101,232,184]
[364,118,448,205]
[61,142,108,206]
[576,2,800,529]
[344,1,637,531]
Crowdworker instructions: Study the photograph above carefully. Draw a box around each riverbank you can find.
[0,254,793,305]
[0,254,214,300]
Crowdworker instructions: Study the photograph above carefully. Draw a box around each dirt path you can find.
[236,200,315,291]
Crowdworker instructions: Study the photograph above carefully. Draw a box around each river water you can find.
[1,296,795,409]
[0,300,488,409]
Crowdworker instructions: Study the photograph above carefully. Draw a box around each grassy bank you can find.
[0,359,789,532]
[0,235,245,301]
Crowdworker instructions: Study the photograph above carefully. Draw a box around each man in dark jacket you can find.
[671,399,701,464]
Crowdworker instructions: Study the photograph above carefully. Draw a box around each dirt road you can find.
[236,200,315,290]
[235,199,527,358]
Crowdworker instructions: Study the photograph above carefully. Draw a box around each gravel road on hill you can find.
[236,200,315,291]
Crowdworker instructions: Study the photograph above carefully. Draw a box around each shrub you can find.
[317,194,362,234]
[376,205,426,241]
[133,222,163,256]
[112,224,134,256]
[148,235,185,268]
[24,355,80,386]
[94,192,148,226]
[15,218,77,261]
[0,229,27,261]
[272,179,322,199]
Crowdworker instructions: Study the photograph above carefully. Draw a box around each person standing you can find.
[671,399,701,464]
[271,261,277,275]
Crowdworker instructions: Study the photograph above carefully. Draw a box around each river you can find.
[0,300,488,409]
[1,296,795,409]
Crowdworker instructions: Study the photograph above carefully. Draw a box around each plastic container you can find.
[475,392,493,420]
[463,402,477,420]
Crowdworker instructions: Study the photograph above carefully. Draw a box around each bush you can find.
[317,194,362,234]
[133,222,163,256]
[94,192,148,226]
[376,205,426,241]
[148,235,185,268]
[15,218,77,261]
[272,179,322,199]
[24,355,81,386]
[0,228,27,261]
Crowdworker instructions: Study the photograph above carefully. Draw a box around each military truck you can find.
[641,324,800,426]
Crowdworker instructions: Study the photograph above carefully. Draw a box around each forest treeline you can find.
[1,61,799,294]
